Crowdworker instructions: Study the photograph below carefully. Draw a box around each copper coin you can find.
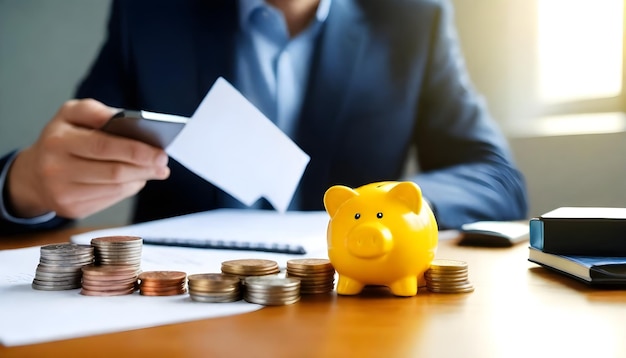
[429,259,468,271]
[286,258,334,271]
[140,288,187,296]
[188,273,240,284]
[91,236,142,244]
[138,271,186,283]
[82,265,138,275]
[80,287,135,296]
[221,259,280,275]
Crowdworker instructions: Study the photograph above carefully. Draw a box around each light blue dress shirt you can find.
[220,0,331,209]
[235,0,331,138]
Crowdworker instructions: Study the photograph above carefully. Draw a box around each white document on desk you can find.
[0,246,259,347]
[71,209,330,255]
[0,210,329,347]
[167,77,310,213]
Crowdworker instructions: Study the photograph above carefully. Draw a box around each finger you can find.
[48,181,148,219]
[55,99,117,129]
[56,124,169,167]
[56,156,170,185]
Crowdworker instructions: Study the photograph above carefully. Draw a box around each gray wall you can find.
[0,0,132,227]
[1,0,624,228]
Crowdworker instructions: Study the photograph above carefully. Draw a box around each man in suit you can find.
[0,0,528,235]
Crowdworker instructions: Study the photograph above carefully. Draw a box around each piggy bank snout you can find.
[347,224,393,259]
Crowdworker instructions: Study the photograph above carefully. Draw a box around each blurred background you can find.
[1,0,625,227]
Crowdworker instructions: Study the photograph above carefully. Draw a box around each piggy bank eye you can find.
[376,212,383,219]
[354,213,361,220]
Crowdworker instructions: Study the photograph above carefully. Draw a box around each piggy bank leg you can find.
[336,275,365,295]
[389,276,418,297]
[418,275,427,288]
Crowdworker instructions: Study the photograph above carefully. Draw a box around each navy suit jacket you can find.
[0,0,527,234]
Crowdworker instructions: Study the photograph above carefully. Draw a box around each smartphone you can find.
[458,221,529,247]
[101,110,188,149]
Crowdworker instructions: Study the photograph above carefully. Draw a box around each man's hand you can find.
[6,99,170,219]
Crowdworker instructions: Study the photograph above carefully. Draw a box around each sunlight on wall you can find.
[537,0,623,103]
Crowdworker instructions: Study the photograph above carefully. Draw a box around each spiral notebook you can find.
[71,209,330,255]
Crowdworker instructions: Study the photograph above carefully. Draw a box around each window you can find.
[536,0,625,116]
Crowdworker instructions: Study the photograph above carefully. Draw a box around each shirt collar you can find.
[238,0,332,33]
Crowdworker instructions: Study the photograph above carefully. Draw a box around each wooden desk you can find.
[2,228,625,357]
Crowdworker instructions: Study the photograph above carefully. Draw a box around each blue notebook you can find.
[529,207,626,256]
[528,247,626,285]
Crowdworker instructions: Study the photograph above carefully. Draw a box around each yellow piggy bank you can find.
[323,181,438,296]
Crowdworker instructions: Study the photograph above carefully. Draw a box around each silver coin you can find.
[244,296,300,306]
[33,277,82,285]
[38,258,94,265]
[34,274,82,281]
[188,290,241,298]
[245,291,300,300]
[244,276,300,288]
[36,264,84,273]
[188,285,240,295]
[32,282,81,291]
[41,243,93,253]
[34,271,80,278]
[39,253,94,261]
[38,258,93,265]
[189,294,241,303]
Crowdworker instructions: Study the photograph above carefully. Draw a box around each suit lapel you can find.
[295,0,368,208]
[191,0,239,104]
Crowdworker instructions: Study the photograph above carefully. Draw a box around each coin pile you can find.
[221,259,280,279]
[32,243,95,291]
[286,258,335,294]
[138,271,187,296]
[80,265,138,296]
[187,273,242,303]
[244,276,301,305]
[91,236,143,273]
[424,259,474,294]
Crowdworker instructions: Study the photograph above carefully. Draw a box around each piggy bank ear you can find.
[323,185,358,217]
[388,181,423,214]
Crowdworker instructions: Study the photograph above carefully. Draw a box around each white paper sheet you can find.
[0,247,258,348]
[167,77,310,213]
[0,210,330,347]
[71,209,330,255]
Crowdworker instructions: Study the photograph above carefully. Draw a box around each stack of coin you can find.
[138,271,187,296]
[187,273,242,303]
[286,258,335,294]
[32,243,95,291]
[80,265,138,296]
[244,276,300,306]
[424,259,474,294]
[91,236,143,272]
[221,259,280,279]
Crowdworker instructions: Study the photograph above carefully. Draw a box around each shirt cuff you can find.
[0,151,57,224]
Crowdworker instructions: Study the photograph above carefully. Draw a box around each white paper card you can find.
[167,77,310,213]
